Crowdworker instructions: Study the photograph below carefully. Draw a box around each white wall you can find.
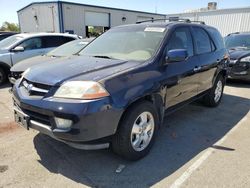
[62,3,165,37]
[18,2,165,37]
[18,3,60,33]
[167,7,250,36]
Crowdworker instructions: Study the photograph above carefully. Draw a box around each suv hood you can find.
[11,55,60,72]
[229,49,250,60]
[24,56,139,86]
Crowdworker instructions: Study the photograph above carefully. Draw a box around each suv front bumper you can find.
[13,84,124,149]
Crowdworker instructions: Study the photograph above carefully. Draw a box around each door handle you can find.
[193,66,201,72]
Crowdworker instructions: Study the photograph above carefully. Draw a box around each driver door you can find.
[163,26,200,108]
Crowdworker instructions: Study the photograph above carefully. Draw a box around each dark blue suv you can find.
[12,19,228,160]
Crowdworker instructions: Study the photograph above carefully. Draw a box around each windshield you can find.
[47,39,91,57]
[79,26,166,61]
[225,34,250,49]
[0,35,23,49]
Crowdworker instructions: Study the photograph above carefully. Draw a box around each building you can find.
[17,1,166,37]
[167,6,250,36]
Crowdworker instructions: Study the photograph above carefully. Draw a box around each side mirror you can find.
[165,49,188,63]
[11,46,24,52]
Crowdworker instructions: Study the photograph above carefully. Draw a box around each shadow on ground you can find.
[226,79,250,88]
[0,83,11,89]
[33,93,250,187]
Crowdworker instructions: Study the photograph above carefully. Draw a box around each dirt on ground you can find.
[0,122,20,134]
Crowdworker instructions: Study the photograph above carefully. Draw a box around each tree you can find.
[0,22,20,32]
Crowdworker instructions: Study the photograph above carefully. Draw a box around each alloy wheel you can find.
[214,80,222,103]
[130,111,155,151]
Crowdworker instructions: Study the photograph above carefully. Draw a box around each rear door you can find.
[163,26,200,108]
[191,27,218,93]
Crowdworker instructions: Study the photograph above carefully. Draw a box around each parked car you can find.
[0,31,18,41]
[12,19,228,160]
[0,33,79,85]
[9,38,94,84]
[225,32,250,81]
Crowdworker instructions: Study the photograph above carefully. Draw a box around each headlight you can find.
[240,56,250,62]
[54,81,110,99]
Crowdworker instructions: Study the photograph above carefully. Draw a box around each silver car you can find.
[0,33,79,85]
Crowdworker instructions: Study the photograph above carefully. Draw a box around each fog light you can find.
[54,117,73,129]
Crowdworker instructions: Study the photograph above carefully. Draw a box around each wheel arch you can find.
[0,62,11,75]
[213,69,227,85]
[117,93,165,131]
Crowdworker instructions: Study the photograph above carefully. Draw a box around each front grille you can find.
[23,109,51,125]
[21,79,51,96]
[14,101,52,127]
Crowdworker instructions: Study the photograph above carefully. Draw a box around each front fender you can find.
[0,53,12,67]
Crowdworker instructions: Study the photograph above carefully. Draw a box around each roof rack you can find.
[189,20,206,25]
[227,32,240,36]
[136,17,205,25]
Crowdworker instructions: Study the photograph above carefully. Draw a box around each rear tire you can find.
[0,67,7,86]
[112,101,159,160]
[202,74,225,107]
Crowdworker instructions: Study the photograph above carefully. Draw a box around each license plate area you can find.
[14,109,29,130]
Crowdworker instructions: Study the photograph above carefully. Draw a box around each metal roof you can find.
[17,1,166,16]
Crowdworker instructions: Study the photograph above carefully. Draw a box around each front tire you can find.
[112,101,158,160]
[202,74,225,107]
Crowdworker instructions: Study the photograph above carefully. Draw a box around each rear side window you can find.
[207,27,224,50]
[167,27,194,56]
[42,36,75,48]
[192,27,212,54]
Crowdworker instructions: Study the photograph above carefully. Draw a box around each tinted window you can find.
[207,27,224,50]
[167,27,194,56]
[42,36,75,48]
[211,40,216,51]
[193,27,212,54]
[19,37,42,50]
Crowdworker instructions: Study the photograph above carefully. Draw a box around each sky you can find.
[0,0,249,25]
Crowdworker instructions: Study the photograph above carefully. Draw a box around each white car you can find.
[0,33,79,85]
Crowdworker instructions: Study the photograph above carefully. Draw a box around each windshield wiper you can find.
[93,55,113,59]
[48,54,62,58]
